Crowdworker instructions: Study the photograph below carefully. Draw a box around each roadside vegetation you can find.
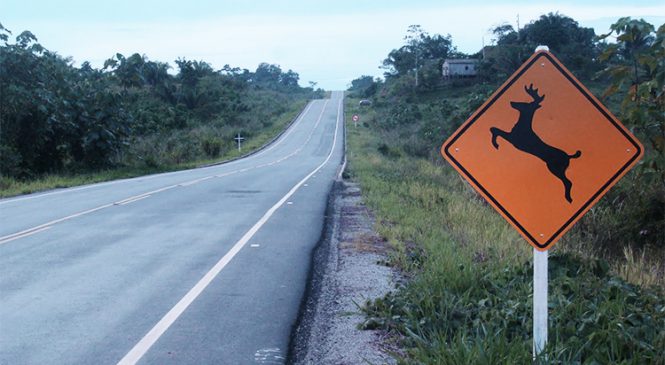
[346,14,664,364]
[0,23,322,197]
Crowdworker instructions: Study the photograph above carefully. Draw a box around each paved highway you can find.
[0,91,345,364]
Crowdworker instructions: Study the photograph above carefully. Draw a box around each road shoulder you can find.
[289,180,398,364]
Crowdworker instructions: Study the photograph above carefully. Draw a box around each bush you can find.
[0,145,23,177]
[201,137,223,158]
[364,253,665,364]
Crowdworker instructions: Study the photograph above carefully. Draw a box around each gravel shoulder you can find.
[289,180,399,365]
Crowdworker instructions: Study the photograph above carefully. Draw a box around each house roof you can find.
[443,59,479,64]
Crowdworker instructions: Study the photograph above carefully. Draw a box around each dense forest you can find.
[0,22,322,186]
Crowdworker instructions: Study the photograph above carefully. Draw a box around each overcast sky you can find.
[3,1,664,90]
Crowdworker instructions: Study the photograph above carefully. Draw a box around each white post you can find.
[533,248,548,359]
[533,45,550,361]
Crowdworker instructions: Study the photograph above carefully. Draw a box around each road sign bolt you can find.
[455,148,459,152]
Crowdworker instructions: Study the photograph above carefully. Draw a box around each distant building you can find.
[442,59,479,78]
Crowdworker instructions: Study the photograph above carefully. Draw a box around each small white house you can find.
[442,59,479,78]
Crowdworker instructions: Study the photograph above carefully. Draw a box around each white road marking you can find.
[1,185,178,244]
[0,178,142,206]
[116,195,151,206]
[0,226,52,245]
[248,101,315,158]
[0,202,116,245]
[0,101,330,245]
[116,97,342,365]
[250,244,260,248]
[178,176,213,187]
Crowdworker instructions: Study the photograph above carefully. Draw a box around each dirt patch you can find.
[289,181,399,365]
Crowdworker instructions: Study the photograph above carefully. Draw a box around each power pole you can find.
[415,47,419,88]
[482,36,486,59]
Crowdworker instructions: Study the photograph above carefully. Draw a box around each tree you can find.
[348,75,378,98]
[176,58,214,88]
[405,25,424,87]
[381,25,454,91]
[279,69,300,89]
[143,61,170,89]
[596,18,664,248]
[382,45,415,77]
[1,28,131,174]
[599,18,663,182]
[253,63,282,86]
[173,58,216,110]
[104,53,147,89]
[484,13,599,80]
[524,13,598,77]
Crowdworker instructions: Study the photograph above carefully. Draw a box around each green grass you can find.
[0,99,307,198]
[345,97,665,364]
[0,167,169,198]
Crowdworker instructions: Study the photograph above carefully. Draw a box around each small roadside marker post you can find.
[234,133,245,152]
[440,43,643,361]
[352,114,359,127]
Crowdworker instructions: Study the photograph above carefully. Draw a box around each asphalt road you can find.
[0,91,345,365]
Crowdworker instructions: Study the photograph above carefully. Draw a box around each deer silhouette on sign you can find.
[490,84,581,203]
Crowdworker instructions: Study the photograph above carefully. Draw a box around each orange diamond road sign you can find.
[441,50,643,251]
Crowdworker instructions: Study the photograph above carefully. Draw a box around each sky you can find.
[3,1,664,90]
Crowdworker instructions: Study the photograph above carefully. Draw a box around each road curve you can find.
[0,91,345,365]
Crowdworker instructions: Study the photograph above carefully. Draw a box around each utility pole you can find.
[234,133,245,152]
[482,36,486,59]
[415,46,419,88]
[405,25,422,89]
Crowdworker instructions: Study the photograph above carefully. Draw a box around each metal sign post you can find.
[234,133,245,152]
[352,114,359,127]
[531,45,549,360]
[533,248,548,359]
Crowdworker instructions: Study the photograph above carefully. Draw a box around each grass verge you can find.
[345,99,665,364]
